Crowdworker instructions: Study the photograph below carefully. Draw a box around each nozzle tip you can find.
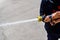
[37,16,42,22]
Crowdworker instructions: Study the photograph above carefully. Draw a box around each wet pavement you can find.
[0,0,47,40]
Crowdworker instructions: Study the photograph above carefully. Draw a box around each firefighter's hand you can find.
[52,11,60,20]
[50,11,60,26]
[44,16,51,22]
[44,11,60,22]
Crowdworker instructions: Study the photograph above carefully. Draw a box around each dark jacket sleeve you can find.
[40,0,47,16]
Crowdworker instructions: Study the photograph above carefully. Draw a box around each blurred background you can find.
[0,0,47,40]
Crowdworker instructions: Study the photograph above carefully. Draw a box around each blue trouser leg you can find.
[47,33,58,40]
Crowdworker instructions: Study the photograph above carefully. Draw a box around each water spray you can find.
[0,16,42,26]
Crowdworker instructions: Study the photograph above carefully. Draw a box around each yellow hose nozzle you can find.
[37,16,42,22]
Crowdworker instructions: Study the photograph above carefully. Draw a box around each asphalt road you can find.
[0,0,47,40]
